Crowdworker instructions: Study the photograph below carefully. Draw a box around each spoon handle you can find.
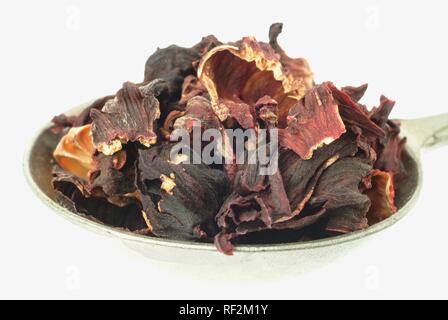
[400,113,448,152]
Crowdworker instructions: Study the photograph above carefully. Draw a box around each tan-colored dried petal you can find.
[366,170,397,224]
[141,211,153,231]
[160,173,176,195]
[53,124,95,180]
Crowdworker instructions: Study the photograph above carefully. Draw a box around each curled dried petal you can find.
[161,110,184,139]
[269,23,314,89]
[365,170,397,224]
[178,75,208,105]
[308,158,373,234]
[255,96,279,128]
[327,81,385,139]
[280,132,359,216]
[173,96,221,133]
[375,121,407,181]
[215,152,292,255]
[90,82,161,155]
[279,83,346,159]
[53,124,95,180]
[144,36,220,107]
[198,33,313,126]
[137,144,229,241]
[89,147,137,198]
[341,83,369,103]
[51,95,115,134]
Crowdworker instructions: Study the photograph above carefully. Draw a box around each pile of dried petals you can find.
[51,24,406,255]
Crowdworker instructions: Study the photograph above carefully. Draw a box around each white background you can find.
[1,0,448,299]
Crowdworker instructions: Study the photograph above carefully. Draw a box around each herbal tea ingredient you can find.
[51,23,406,255]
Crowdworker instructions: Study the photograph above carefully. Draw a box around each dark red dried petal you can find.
[52,166,147,232]
[375,121,407,180]
[89,146,137,198]
[255,96,279,128]
[198,32,312,127]
[137,144,229,241]
[280,133,360,216]
[173,96,222,133]
[144,36,220,107]
[219,98,255,129]
[269,23,314,89]
[341,84,369,103]
[214,155,292,255]
[370,95,396,130]
[279,83,346,159]
[91,82,160,155]
[51,95,115,134]
[327,82,385,139]
[308,158,373,234]
[178,75,208,105]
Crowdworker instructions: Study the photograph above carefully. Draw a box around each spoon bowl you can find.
[24,102,448,275]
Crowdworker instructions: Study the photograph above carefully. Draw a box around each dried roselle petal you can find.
[52,165,92,197]
[327,81,385,139]
[178,75,208,105]
[222,99,256,129]
[369,95,395,131]
[368,95,407,179]
[173,96,222,133]
[375,121,407,180]
[272,208,328,232]
[53,124,95,180]
[364,169,397,225]
[269,23,314,89]
[198,29,313,126]
[350,125,378,164]
[144,36,220,107]
[254,96,279,128]
[51,114,78,135]
[215,156,292,255]
[137,144,229,241]
[280,132,360,216]
[160,110,184,139]
[53,168,147,232]
[307,158,373,234]
[89,146,137,198]
[341,84,369,103]
[90,82,161,156]
[279,83,346,159]
[51,95,115,134]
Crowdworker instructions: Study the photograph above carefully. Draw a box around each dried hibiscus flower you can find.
[50,23,407,255]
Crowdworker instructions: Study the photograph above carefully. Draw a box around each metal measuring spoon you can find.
[24,103,448,273]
